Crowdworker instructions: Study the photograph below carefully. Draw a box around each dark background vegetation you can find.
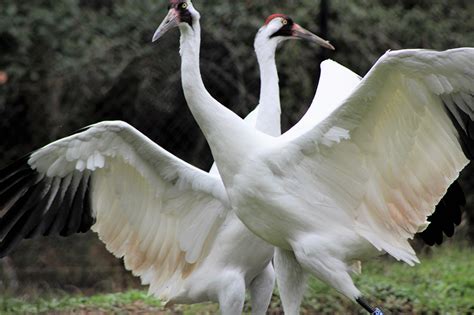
[0,0,473,302]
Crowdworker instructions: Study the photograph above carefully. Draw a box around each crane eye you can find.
[180,2,188,9]
[282,19,288,25]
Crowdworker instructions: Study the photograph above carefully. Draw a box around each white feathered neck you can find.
[178,16,270,186]
[254,31,281,137]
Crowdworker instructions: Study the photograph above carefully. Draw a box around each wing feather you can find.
[277,48,474,263]
[0,121,228,300]
[284,59,362,139]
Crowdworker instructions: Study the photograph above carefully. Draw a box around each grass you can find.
[0,290,163,314]
[304,244,474,314]
[1,245,473,314]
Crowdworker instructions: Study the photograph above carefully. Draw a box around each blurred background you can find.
[0,0,473,307]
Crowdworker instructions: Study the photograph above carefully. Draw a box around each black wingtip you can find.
[419,181,465,246]
[443,94,474,160]
[422,94,474,246]
[0,155,95,258]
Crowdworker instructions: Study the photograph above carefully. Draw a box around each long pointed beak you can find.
[152,9,180,42]
[292,24,335,50]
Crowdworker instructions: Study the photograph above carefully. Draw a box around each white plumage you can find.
[273,59,362,314]
[2,0,471,313]
[153,1,474,313]
[12,121,232,298]
[0,5,341,315]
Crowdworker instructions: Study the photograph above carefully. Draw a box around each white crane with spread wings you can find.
[151,1,473,314]
[0,5,341,315]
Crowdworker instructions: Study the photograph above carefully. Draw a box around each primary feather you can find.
[277,49,473,264]
[0,121,229,298]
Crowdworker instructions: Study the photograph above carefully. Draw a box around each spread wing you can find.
[285,59,362,138]
[0,120,229,299]
[275,48,474,264]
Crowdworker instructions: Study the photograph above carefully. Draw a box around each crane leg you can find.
[274,248,308,315]
[217,271,246,315]
[357,297,384,314]
[292,236,373,309]
[249,262,275,315]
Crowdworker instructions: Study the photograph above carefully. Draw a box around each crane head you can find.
[152,0,198,42]
[259,14,335,50]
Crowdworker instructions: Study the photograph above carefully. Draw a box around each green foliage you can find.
[1,0,473,156]
[1,0,474,162]
[329,0,474,74]
[1,246,473,314]
[0,290,163,314]
[305,245,474,313]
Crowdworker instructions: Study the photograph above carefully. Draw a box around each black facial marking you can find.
[180,9,193,26]
[171,1,193,27]
[270,16,295,38]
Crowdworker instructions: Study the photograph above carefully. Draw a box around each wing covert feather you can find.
[275,48,474,263]
[285,59,362,139]
[0,121,229,299]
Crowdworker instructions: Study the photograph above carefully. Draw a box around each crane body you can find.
[154,1,474,313]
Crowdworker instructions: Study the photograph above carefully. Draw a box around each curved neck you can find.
[254,37,281,137]
[179,19,264,183]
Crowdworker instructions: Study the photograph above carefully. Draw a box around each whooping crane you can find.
[0,6,336,315]
[152,0,473,313]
